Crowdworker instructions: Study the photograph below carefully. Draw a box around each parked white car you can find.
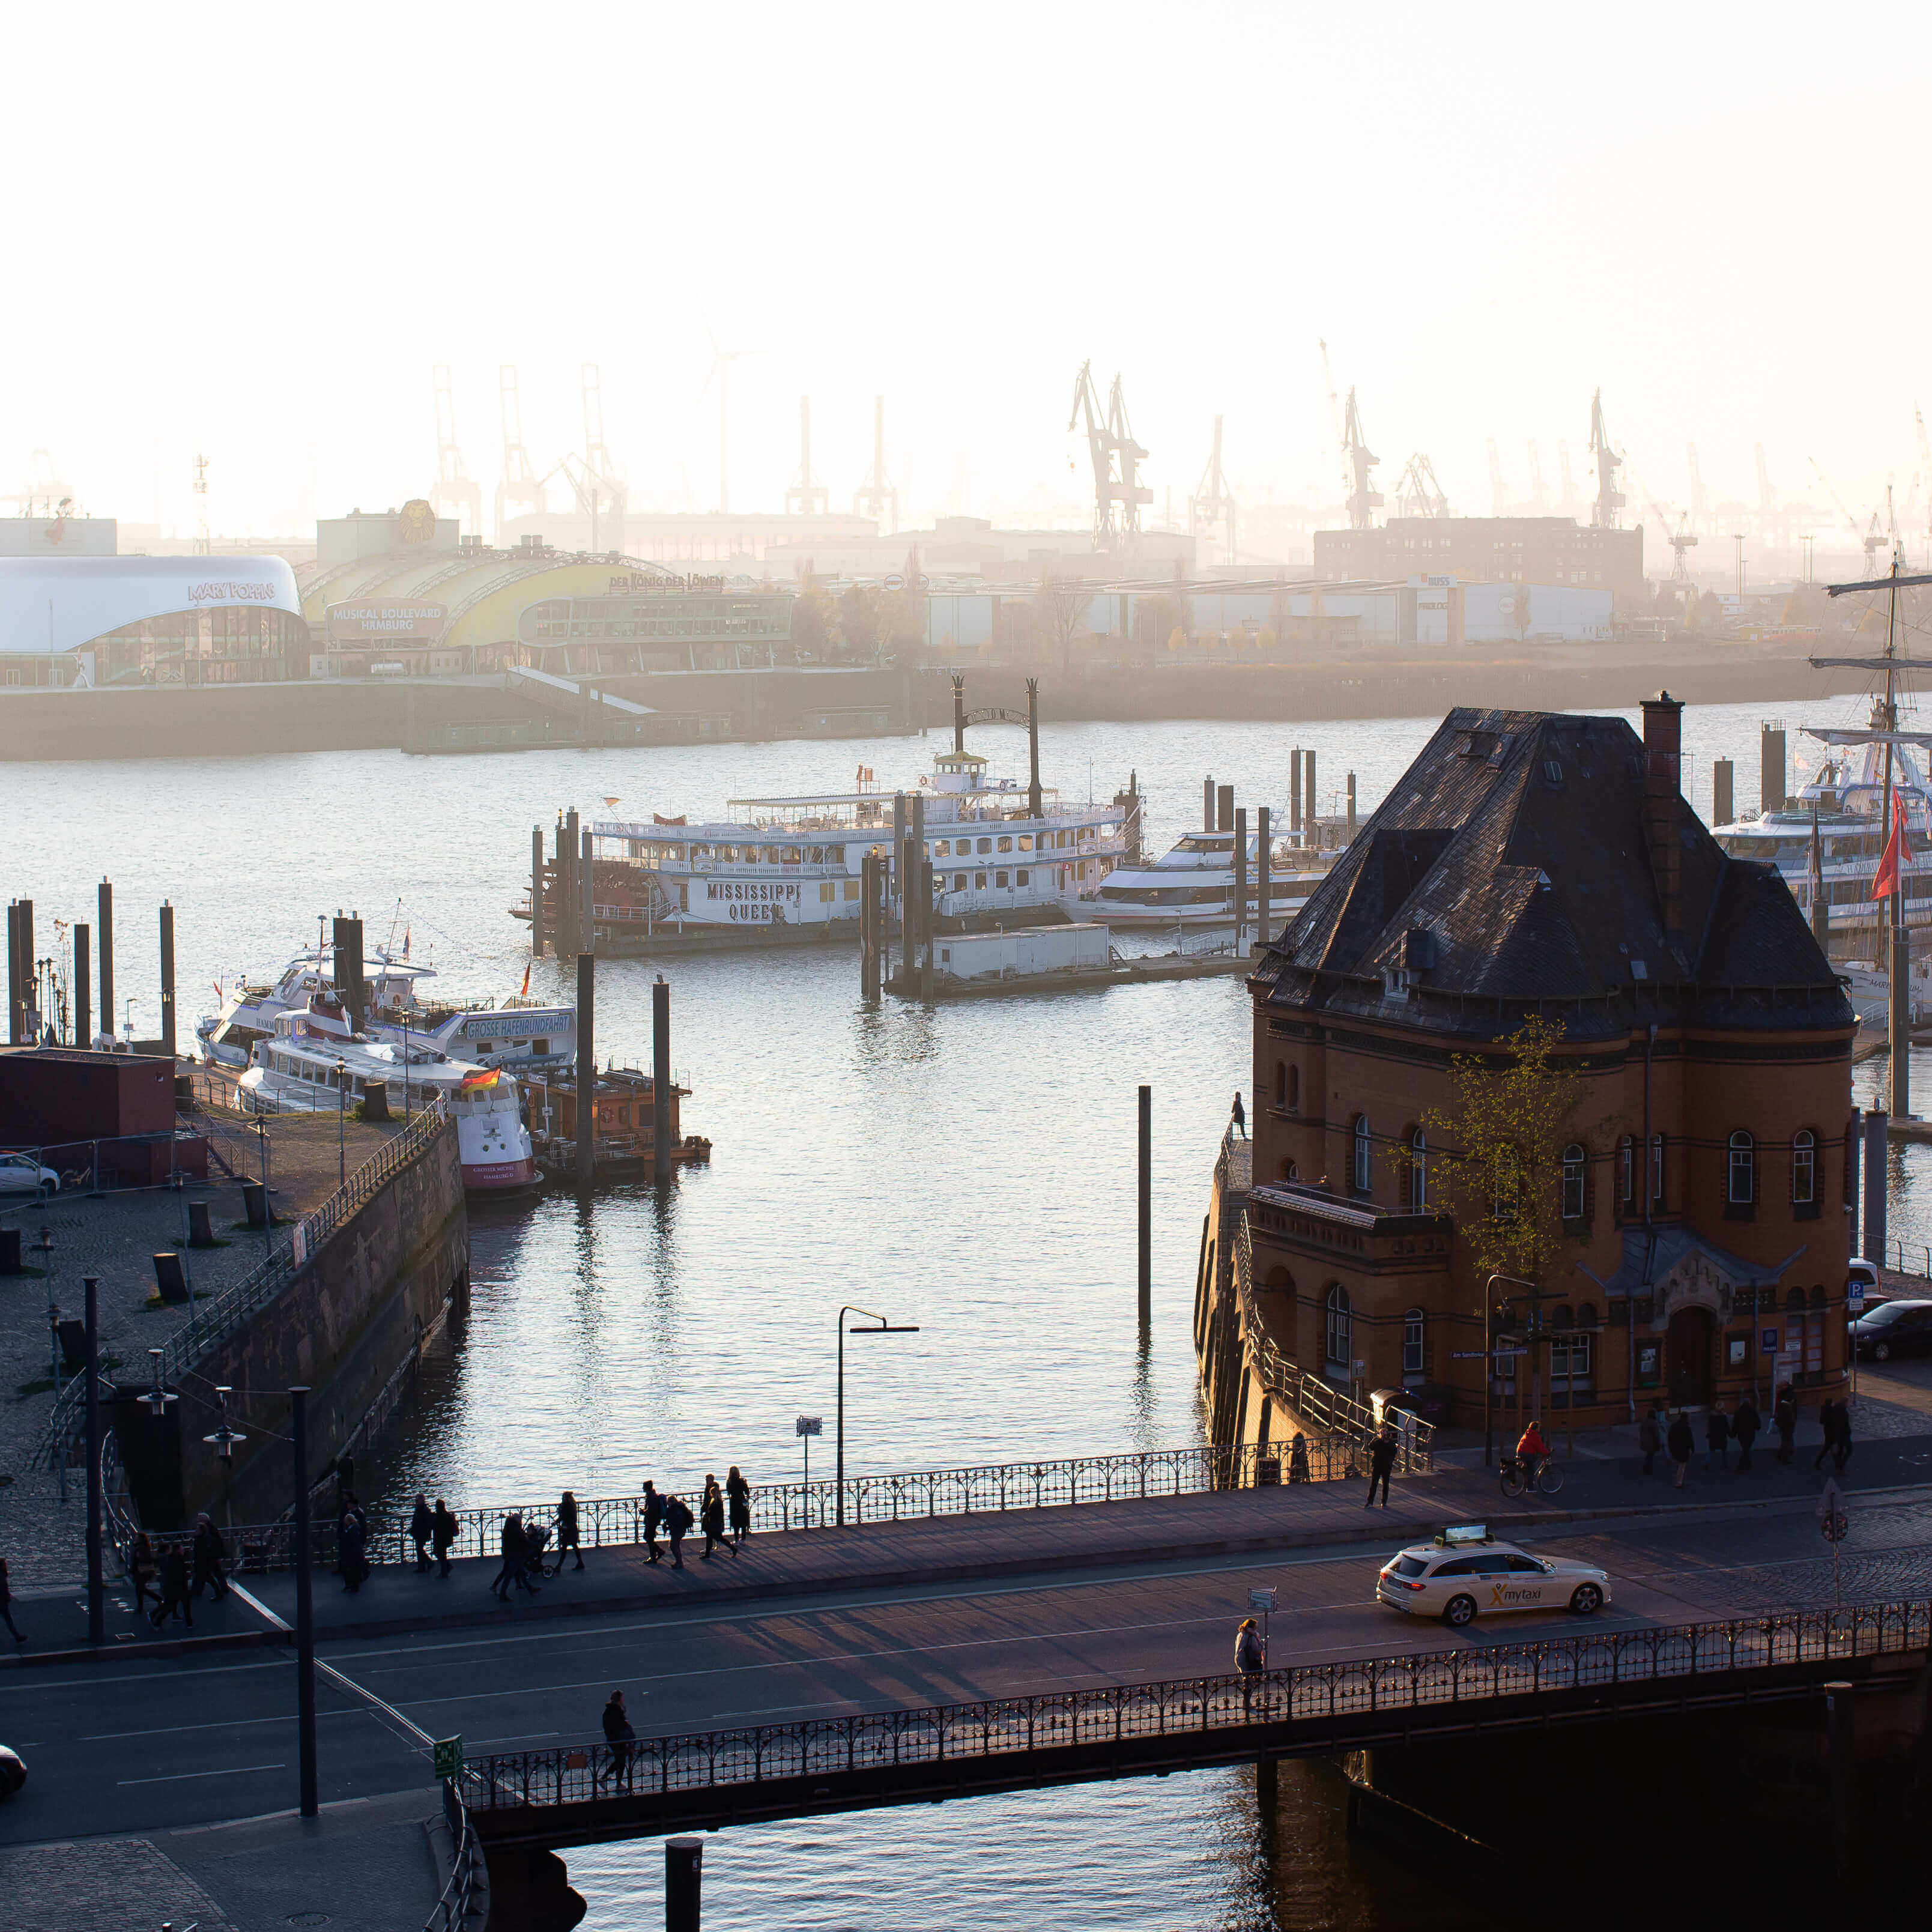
[0,1154,58,1197]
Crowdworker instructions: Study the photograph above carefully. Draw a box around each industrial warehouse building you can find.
[1313,516,1645,599]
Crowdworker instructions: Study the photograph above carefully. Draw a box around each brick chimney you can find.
[1641,689,1684,952]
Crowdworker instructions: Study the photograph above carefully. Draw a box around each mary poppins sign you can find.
[326,598,448,643]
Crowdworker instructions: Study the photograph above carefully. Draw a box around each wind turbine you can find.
[703,328,751,515]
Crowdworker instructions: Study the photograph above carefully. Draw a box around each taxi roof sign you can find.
[1435,1524,1490,1546]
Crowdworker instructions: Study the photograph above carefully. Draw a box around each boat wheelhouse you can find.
[1091,825,1338,929]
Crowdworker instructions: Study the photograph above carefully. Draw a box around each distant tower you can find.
[853,396,898,532]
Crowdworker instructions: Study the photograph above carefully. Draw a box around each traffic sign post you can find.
[432,1736,464,1781]
[796,1414,823,1516]
[1818,1477,1849,1604]
[1248,1585,1277,1665]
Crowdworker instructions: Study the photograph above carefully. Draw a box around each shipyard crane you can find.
[1627,464,1697,584]
[495,366,546,541]
[1067,361,1152,553]
[853,396,898,531]
[1393,453,1449,519]
[431,368,483,539]
[1487,438,1507,518]
[1189,416,1238,564]
[1808,455,1889,572]
[785,397,829,518]
[1587,389,1625,528]
[581,364,628,527]
[1340,387,1381,531]
[1527,441,1549,513]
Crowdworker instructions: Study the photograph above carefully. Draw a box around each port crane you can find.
[853,396,898,531]
[1067,362,1151,553]
[1808,456,1889,574]
[785,397,828,518]
[581,365,628,526]
[495,366,546,542]
[1189,415,1238,564]
[1339,386,1381,531]
[1587,389,1625,528]
[431,368,483,539]
[1527,441,1549,513]
[1628,464,1697,584]
[1393,453,1449,519]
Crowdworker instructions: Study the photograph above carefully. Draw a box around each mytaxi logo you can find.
[1488,1583,1539,1606]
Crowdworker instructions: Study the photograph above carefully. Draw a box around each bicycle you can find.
[1499,1455,1564,1498]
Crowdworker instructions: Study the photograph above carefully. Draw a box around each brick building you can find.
[1202,696,1855,1441]
[1313,516,1644,600]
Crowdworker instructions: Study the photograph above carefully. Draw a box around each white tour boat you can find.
[524,748,1133,946]
[199,946,575,1074]
[1090,825,1337,929]
[235,1005,538,1193]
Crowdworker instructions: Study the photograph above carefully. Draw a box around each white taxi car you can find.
[1376,1524,1610,1629]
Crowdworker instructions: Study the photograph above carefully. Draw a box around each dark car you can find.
[1849,1298,1932,1362]
[0,1745,24,1800]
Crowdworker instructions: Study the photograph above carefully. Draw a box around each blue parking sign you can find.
[1760,1327,1778,1354]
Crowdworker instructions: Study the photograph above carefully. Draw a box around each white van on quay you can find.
[1376,1524,1611,1629]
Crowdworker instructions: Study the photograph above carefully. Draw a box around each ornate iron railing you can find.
[462,1599,1932,1815]
[39,1099,450,1469]
[426,1775,479,1931]
[178,1434,1379,1573]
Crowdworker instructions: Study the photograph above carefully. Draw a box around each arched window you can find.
[1402,1307,1426,1378]
[1273,1061,1286,1107]
[1287,1065,1301,1112]
[1281,1158,1298,1182]
[1619,1136,1634,1208]
[1561,1143,1586,1220]
[1352,1115,1372,1195]
[1728,1130,1755,1205]
[1409,1127,1428,1211]
[1325,1284,1352,1371]
[1791,1129,1815,1206]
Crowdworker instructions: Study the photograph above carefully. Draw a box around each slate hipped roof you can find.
[1255,706,1855,1043]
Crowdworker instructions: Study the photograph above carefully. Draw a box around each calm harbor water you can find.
[8,689,1917,1928]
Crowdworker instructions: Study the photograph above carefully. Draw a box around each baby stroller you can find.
[522,1520,554,1582]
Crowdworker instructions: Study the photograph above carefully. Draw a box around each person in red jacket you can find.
[1516,1419,1549,1492]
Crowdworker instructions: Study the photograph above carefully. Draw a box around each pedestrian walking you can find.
[151,1543,193,1628]
[1666,1411,1694,1490]
[410,1494,435,1573]
[1774,1384,1797,1465]
[1231,1092,1247,1139]
[596,1689,637,1791]
[1812,1398,1839,1473]
[1703,1406,1730,1473]
[1288,1434,1311,1484]
[1831,1401,1855,1474]
[0,1557,25,1646]
[557,1492,584,1572]
[492,1513,536,1600]
[1638,1407,1662,1477]
[664,1492,693,1569]
[129,1531,157,1616]
[1732,1396,1761,1473]
[339,1493,369,1595]
[1365,1425,1397,1509]
[190,1513,230,1600]
[641,1482,665,1564]
[431,1499,458,1578]
[700,1477,734,1560]
[1235,1617,1265,1674]
[726,1466,752,1549]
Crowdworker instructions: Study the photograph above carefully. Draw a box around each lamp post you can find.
[835,1304,919,1527]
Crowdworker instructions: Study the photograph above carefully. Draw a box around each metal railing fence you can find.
[426,1776,479,1932]
[463,1598,1932,1815]
[129,1434,1385,1573]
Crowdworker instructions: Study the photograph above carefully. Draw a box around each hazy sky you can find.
[8,2,1930,543]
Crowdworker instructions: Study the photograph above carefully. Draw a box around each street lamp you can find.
[836,1304,919,1527]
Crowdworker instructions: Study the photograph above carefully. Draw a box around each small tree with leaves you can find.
[1416,1014,1588,1288]
[1034,569,1086,676]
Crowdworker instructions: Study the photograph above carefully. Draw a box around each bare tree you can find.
[1034,568,1086,676]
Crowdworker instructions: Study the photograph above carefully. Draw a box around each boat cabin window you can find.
[977,837,992,855]
[997,836,1012,853]
[1017,869,1029,886]
[975,871,987,889]
[953,873,967,891]
[996,871,1009,888]
[1019,834,1033,850]
[937,840,951,856]
[782,847,801,865]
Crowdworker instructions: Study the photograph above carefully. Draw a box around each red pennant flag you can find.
[1874,793,1913,900]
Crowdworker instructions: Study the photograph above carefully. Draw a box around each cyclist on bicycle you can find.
[1515,1419,1549,1493]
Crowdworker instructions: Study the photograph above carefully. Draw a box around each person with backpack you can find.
[556,1492,584,1572]
[1235,1617,1265,1674]
[596,1689,637,1791]
[664,1493,694,1570]
[700,1477,734,1560]
[1364,1426,1398,1508]
[641,1481,666,1564]
[431,1499,459,1578]
[410,1495,435,1573]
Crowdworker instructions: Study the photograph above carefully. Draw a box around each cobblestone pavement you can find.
[0,1102,408,1588]
[0,1837,238,1932]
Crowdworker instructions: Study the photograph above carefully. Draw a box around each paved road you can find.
[6,1488,1929,1852]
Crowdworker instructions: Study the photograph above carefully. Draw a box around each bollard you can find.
[1712,759,1734,829]
[74,922,90,1048]
[653,977,672,1182]
[158,902,175,1059]
[1346,772,1357,837]
[1304,752,1316,845]
[5,902,19,1044]
[1761,722,1787,816]
[580,826,595,958]
[187,1201,216,1249]
[576,949,596,1190]
[1216,783,1234,834]
[1233,807,1247,951]
[1138,1085,1151,1328]
[1289,751,1302,834]
[241,1178,269,1229]
[666,1835,703,1931]
[1256,807,1271,948]
[531,826,546,958]
[1203,775,1214,833]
